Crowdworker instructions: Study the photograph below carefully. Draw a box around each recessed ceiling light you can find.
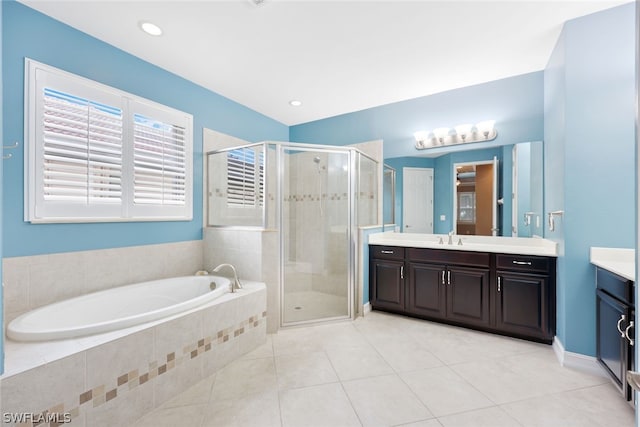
[289,100,302,107]
[139,21,163,36]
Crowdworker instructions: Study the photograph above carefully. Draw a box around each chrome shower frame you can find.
[205,140,378,328]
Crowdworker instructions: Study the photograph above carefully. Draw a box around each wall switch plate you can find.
[440,215,446,221]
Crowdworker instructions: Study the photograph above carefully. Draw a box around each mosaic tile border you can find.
[22,311,266,427]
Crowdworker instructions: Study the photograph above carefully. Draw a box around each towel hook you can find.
[3,141,19,159]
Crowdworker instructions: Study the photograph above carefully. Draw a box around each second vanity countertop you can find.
[590,247,635,282]
[369,232,558,257]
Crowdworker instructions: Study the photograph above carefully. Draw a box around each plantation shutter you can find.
[42,88,123,204]
[133,113,186,205]
[227,147,264,207]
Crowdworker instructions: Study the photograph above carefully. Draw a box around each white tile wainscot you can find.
[0,282,267,427]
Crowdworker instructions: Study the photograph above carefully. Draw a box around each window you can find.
[457,192,476,223]
[25,59,193,223]
[226,147,264,208]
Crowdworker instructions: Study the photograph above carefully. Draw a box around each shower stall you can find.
[206,141,378,327]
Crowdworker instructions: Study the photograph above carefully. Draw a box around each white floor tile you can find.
[438,406,522,427]
[211,357,277,401]
[502,383,634,427]
[450,349,607,404]
[326,344,395,381]
[275,351,339,390]
[279,382,361,427]
[342,374,433,426]
[400,366,494,417]
[131,403,207,427]
[201,390,282,427]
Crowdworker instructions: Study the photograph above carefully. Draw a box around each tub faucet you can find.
[212,264,243,293]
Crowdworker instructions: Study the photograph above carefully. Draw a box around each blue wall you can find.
[290,72,544,159]
[544,3,636,355]
[2,2,288,257]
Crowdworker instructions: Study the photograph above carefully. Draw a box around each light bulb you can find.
[454,124,473,142]
[476,120,496,138]
[433,127,450,144]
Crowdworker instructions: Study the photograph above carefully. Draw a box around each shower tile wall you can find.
[2,240,203,326]
[284,151,349,298]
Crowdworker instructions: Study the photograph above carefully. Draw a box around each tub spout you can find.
[212,264,243,293]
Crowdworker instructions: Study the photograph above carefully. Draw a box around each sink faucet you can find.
[212,264,243,293]
[448,231,454,245]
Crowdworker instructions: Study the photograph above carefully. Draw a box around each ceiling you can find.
[19,0,629,126]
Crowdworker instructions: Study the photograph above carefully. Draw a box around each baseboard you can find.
[553,337,608,378]
[363,302,372,314]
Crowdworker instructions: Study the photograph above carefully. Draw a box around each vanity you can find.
[369,233,558,343]
[591,247,635,402]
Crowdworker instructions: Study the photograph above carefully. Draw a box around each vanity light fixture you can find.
[139,21,163,36]
[413,120,498,150]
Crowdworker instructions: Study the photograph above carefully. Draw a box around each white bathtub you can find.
[7,275,231,342]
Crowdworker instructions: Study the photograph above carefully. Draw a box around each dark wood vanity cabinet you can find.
[370,245,556,343]
[405,248,491,327]
[596,267,634,401]
[495,254,555,341]
[406,262,447,319]
[370,246,405,312]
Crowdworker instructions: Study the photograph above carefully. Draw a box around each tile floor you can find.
[132,311,635,427]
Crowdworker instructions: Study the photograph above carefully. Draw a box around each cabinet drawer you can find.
[408,248,490,268]
[370,245,405,261]
[597,267,634,305]
[496,254,551,273]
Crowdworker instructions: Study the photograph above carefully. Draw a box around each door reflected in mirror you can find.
[454,159,498,236]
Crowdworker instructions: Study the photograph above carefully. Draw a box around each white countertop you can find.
[590,247,635,282]
[369,232,558,257]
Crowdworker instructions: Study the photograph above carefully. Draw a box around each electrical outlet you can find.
[440,215,446,221]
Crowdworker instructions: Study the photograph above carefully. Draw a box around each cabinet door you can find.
[496,271,549,340]
[406,262,446,319]
[446,266,490,326]
[371,259,405,311]
[597,289,632,397]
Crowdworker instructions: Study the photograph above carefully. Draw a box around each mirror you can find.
[513,141,544,237]
[383,164,396,228]
[384,141,543,237]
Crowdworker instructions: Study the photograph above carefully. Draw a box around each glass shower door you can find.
[281,147,352,325]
